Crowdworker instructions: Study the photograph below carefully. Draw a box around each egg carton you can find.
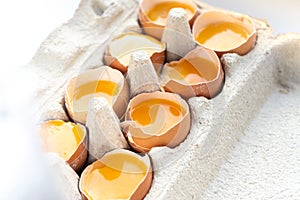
[29,0,300,199]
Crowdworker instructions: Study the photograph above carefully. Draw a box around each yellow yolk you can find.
[74,80,120,101]
[167,57,219,84]
[146,1,195,25]
[82,153,148,200]
[196,22,250,51]
[39,120,84,161]
[109,33,164,67]
[130,99,184,135]
[73,80,120,112]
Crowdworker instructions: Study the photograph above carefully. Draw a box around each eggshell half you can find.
[79,149,152,200]
[38,120,88,172]
[104,32,165,74]
[192,10,257,56]
[161,46,224,99]
[124,91,191,153]
[65,66,129,124]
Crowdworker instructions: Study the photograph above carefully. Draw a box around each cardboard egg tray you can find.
[29,0,300,199]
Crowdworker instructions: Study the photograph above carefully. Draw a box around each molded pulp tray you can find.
[29,0,300,199]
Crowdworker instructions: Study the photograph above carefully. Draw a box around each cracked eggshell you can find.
[161,46,224,99]
[79,149,152,200]
[104,32,165,74]
[124,91,190,153]
[67,123,88,172]
[65,66,129,124]
[39,120,88,172]
[139,0,199,40]
[192,10,257,56]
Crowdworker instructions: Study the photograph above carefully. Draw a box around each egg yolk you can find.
[82,153,148,200]
[73,80,120,112]
[166,57,219,84]
[39,120,84,161]
[196,22,250,51]
[130,98,184,135]
[109,33,164,67]
[146,1,195,25]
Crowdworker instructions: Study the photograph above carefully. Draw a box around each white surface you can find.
[200,84,300,199]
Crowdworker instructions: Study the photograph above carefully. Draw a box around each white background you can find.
[0,0,299,199]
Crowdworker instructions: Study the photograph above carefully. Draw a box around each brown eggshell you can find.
[192,10,257,56]
[79,149,152,200]
[104,32,165,74]
[65,66,129,124]
[161,46,224,99]
[67,123,88,172]
[39,120,88,172]
[139,0,199,40]
[124,91,191,153]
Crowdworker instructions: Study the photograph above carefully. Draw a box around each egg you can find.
[65,66,129,124]
[104,32,165,74]
[192,10,257,56]
[79,149,152,200]
[139,0,199,40]
[123,91,190,153]
[161,46,224,99]
[38,120,88,172]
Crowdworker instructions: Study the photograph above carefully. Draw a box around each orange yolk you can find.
[130,98,184,135]
[72,80,120,112]
[74,80,119,102]
[146,1,195,25]
[167,57,219,84]
[82,153,148,200]
[39,120,84,161]
[196,22,250,51]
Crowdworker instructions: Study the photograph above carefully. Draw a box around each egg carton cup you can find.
[29,0,300,199]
